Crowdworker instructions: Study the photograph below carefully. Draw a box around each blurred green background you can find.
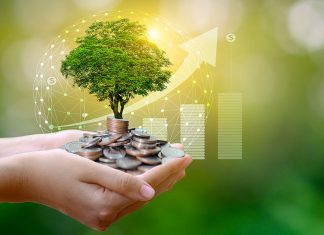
[1,0,324,234]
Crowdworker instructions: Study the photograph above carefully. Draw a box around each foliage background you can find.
[1,0,324,234]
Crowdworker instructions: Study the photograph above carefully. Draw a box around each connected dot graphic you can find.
[33,10,216,143]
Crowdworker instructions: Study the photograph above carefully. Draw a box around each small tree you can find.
[61,18,172,119]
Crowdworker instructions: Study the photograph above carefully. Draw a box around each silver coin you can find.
[131,129,150,139]
[64,141,83,153]
[107,140,130,147]
[131,140,156,150]
[103,148,126,160]
[132,135,157,144]
[161,147,185,158]
[137,147,161,157]
[81,137,102,148]
[125,147,140,157]
[76,147,103,161]
[136,155,161,165]
[116,156,142,170]
[158,152,164,159]
[138,165,156,173]
[98,134,122,146]
[98,157,116,163]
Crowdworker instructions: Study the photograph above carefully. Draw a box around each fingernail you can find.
[140,184,155,200]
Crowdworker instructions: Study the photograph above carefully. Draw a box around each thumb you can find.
[83,162,155,201]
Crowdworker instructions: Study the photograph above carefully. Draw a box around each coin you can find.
[103,148,126,160]
[116,156,142,170]
[125,147,140,157]
[131,130,150,139]
[136,155,161,165]
[64,141,83,153]
[107,117,129,134]
[81,137,102,148]
[161,147,185,158]
[132,135,157,144]
[98,134,122,146]
[76,147,102,161]
[107,140,130,147]
[138,165,155,173]
[131,140,156,150]
[137,147,161,157]
[98,157,116,163]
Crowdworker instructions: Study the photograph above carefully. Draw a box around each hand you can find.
[0,145,191,231]
[0,130,90,157]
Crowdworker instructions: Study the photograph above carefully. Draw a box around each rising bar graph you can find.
[218,93,242,159]
[180,104,205,159]
[142,118,168,141]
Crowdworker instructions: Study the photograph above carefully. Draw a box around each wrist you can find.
[0,155,30,202]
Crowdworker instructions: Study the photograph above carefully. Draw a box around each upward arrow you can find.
[59,27,218,128]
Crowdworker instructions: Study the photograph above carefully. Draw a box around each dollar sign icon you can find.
[47,77,57,86]
[226,33,236,43]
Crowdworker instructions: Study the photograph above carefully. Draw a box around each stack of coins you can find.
[106,117,129,134]
[61,127,186,175]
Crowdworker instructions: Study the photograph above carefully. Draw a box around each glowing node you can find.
[131,112,134,115]
[177,90,181,94]
[48,108,52,111]
[104,105,108,109]
[51,65,54,69]
[183,137,187,142]
[40,63,44,67]
[193,80,197,84]
[130,11,134,15]
[40,98,44,102]
[45,120,48,124]
[199,113,203,118]
[194,100,198,103]
[49,55,53,59]
[197,128,200,132]
[40,74,43,78]
[164,97,168,101]
[98,122,102,126]
[150,118,153,122]
[204,90,207,94]
[148,29,159,41]
[82,20,86,23]
[66,112,71,116]
[65,30,69,34]
[62,39,66,43]
[180,107,184,112]
[38,112,42,115]
[35,87,39,91]
[82,113,88,118]
[49,125,54,130]
[145,100,149,104]
[168,43,173,47]
[161,109,165,113]
[206,74,210,78]
[61,51,64,54]
[76,29,80,32]
[78,125,83,129]
[64,92,68,96]
[50,44,54,48]
[80,98,84,102]
[185,122,189,126]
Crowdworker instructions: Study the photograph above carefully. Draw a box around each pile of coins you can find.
[61,117,186,175]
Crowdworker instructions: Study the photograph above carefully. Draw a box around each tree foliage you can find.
[61,18,172,119]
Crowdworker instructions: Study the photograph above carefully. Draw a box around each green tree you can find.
[61,18,172,119]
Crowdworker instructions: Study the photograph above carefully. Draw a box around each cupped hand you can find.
[15,144,191,230]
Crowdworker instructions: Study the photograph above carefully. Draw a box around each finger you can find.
[170,143,184,150]
[114,170,187,222]
[81,162,155,201]
[139,155,191,187]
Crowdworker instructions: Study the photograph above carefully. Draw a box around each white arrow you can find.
[58,27,218,128]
